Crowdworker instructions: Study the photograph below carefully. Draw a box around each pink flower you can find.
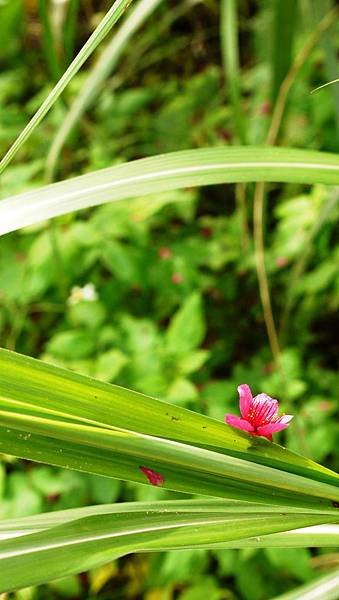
[225,384,293,441]
[139,466,164,486]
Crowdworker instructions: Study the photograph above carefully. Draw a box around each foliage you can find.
[0,0,338,598]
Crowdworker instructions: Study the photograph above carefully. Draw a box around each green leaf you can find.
[46,330,96,359]
[0,348,338,510]
[178,350,210,375]
[265,547,312,580]
[0,500,337,592]
[310,1,339,138]
[1,146,339,236]
[271,0,297,103]
[166,293,205,355]
[270,568,339,600]
[206,523,339,550]
[94,349,128,382]
[220,0,246,143]
[166,378,199,405]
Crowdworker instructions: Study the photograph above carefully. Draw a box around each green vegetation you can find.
[0,0,338,598]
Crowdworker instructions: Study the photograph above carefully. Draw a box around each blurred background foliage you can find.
[0,0,338,598]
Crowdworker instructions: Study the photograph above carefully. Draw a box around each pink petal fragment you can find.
[225,414,255,433]
[237,384,253,419]
[256,416,293,437]
[139,466,164,486]
[277,414,294,424]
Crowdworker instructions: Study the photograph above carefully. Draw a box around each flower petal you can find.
[256,415,293,437]
[139,466,164,486]
[225,414,255,432]
[252,394,278,425]
[237,384,253,419]
[277,414,294,424]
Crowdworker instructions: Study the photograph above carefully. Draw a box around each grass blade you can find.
[46,0,163,181]
[195,524,339,550]
[0,499,334,537]
[0,501,336,592]
[271,0,297,103]
[38,0,62,80]
[1,146,339,235]
[310,0,339,139]
[220,0,246,143]
[63,0,80,65]
[271,568,339,600]
[0,348,339,510]
[0,0,133,176]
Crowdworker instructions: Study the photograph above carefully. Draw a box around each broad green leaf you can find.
[46,330,96,359]
[1,147,339,235]
[166,292,205,355]
[94,349,128,382]
[0,500,337,592]
[0,349,338,510]
[178,350,210,375]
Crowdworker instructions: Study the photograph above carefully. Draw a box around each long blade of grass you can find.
[311,78,339,94]
[0,501,336,592]
[280,189,339,338]
[0,499,334,537]
[63,0,80,65]
[0,348,339,511]
[310,0,339,139]
[1,406,338,509]
[253,6,338,380]
[193,524,339,550]
[271,568,339,600]
[38,0,62,80]
[0,0,133,176]
[220,0,246,143]
[271,0,297,103]
[1,146,339,236]
[1,506,338,548]
[46,0,163,181]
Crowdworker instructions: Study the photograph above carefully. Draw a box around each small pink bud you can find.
[158,247,172,260]
[15,253,26,262]
[139,466,164,486]
[200,227,212,238]
[260,101,272,115]
[262,362,274,375]
[318,401,331,413]
[218,128,233,141]
[172,273,183,285]
[275,256,288,268]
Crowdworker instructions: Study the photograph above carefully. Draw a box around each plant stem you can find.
[253,5,338,367]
